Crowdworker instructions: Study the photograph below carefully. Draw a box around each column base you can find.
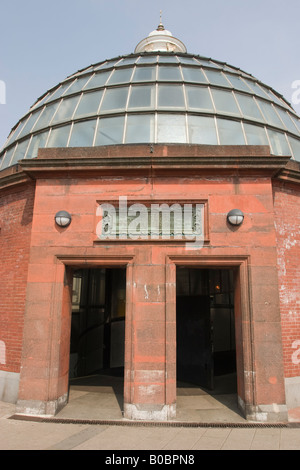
[238,396,288,422]
[16,393,68,417]
[0,371,20,404]
[285,376,300,409]
[124,403,176,421]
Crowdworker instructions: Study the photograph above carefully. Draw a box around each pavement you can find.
[1,373,300,451]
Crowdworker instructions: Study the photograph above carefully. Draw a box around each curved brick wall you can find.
[0,183,35,374]
[273,181,300,379]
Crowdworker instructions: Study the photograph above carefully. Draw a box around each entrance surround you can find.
[15,144,289,421]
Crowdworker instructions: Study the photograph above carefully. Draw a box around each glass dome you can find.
[1,27,300,170]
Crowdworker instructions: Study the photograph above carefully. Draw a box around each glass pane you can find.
[244,123,269,145]
[16,111,43,139]
[52,96,80,124]
[26,132,49,158]
[138,55,158,64]
[188,115,218,144]
[244,80,270,100]
[275,108,300,134]
[267,129,291,156]
[158,55,179,63]
[178,57,200,65]
[14,117,32,140]
[100,87,129,112]
[84,71,111,90]
[181,66,207,83]
[264,89,289,108]
[10,139,30,165]
[63,76,92,96]
[69,120,97,147]
[253,83,272,100]
[132,66,156,82]
[3,123,23,147]
[185,85,214,111]
[125,114,155,143]
[196,59,214,68]
[290,115,300,133]
[74,90,103,118]
[158,66,182,81]
[95,116,125,145]
[0,153,5,169]
[33,103,60,131]
[217,118,245,145]
[47,125,71,147]
[207,61,222,69]
[13,119,28,140]
[157,114,187,143]
[225,74,252,93]
[257,100,284,128]
[45,82,73,103]
[235,93,264,121]
[31,93,50,110]
[211,89,241,115]
[223,64,240,73]
[204,70,230,87]
[94,60,119,70]
[128,85,155,109]
[288,137,300,161]
[116,57,138,67]
[107,68,133,85]
[76,66,93,76]
[157,85,185,108]
[0,147,16,169]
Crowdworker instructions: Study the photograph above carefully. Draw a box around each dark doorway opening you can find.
[68,267,126,414]
[176,267,238,418]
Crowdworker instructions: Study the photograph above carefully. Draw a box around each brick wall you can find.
[17,170,286,413]
[273,181,300,378]
[0,183,35,373]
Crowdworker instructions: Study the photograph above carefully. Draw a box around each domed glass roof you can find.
[1,25,300,170]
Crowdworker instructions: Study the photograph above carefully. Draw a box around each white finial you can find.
[157,10,164,31]
[134,17,187,53]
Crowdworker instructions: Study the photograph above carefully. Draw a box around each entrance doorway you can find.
[176,267,238,419]
[67,267,126,416]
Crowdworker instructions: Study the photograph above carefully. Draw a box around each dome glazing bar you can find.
[1,52,300,170]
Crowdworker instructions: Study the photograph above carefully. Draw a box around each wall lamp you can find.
[227,209,244,226]
[55,210,72,228]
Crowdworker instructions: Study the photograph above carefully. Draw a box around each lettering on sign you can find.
[96,196,207,249]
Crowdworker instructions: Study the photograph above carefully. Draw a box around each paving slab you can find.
[220,428,256,450]
[1,373,300,451]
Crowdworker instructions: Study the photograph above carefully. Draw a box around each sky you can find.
[0,0,299,148]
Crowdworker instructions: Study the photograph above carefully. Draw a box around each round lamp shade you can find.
[227,209,244,226]
[55,210,72,227]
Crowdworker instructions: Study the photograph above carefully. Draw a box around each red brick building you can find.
[0,23,299,422]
